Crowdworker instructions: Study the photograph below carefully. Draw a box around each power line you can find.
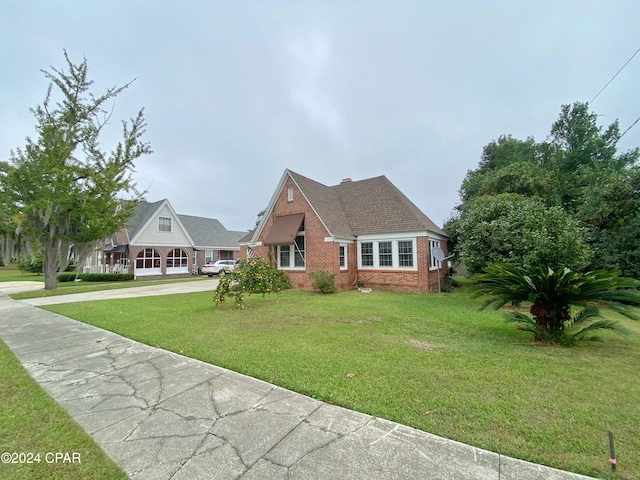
[589,47,640,104]
[620,115,640,139]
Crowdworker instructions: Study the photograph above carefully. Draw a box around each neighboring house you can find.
[240,169,449,293]
[87,199,244,278]
[178,213,246,268]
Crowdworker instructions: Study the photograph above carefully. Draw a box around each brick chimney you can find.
[340,178,352,184]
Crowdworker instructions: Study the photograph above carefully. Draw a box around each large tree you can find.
[450,102,640,277]
[455,194,592,274]
[0,52,151,289]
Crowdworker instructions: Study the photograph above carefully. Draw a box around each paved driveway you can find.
[0,278,220,305]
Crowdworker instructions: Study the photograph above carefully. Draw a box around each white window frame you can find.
[339,244,348,270]
[158,216,172,232]
[277,233,306,270]
[135,248,162,276]
[166,248,189,275]
[287,187,294,202]
[357,237,417,270]
[398,240,414,267]
[429,239,441,270]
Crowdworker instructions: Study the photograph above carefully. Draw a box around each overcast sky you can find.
[2,1,638,232]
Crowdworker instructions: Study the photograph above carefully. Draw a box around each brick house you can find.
[239,169,449,293]
[89,199,244,278]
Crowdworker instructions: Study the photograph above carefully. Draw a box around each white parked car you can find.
[201,260,238,277]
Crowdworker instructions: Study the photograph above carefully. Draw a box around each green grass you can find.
[0,340,126,480]
[42,287,640,479]
[0,264,44,283]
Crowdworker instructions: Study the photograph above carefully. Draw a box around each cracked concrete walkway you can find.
[0,289,596,479]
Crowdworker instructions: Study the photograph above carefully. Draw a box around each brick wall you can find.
[355,236,444,293]
[245,177,355,290]
[244,176,446,293]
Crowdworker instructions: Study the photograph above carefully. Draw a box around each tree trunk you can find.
[43,241,59,290]
[530,301,551,341]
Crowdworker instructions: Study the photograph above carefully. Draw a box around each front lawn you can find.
[0,263,44,283]
[43,288,640,479]
[0,340,126,480]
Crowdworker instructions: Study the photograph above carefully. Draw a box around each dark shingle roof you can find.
[178,214,245,248]
[124,200,243,248]
[288,171,353,237]
[287,170,446,237]
[334,175,446,235]
[126,199,165,239]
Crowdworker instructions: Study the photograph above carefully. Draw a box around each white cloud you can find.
[2,1,639,231]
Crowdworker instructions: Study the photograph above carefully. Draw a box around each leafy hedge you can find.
[57,272,134,283]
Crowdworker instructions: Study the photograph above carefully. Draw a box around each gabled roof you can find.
[238,229,255,244]
[127,199,194,245]
[249,169,446,243]
[288,171,353,237]
[334,175,446,236]
[126,199,165,240]
[178,214,244,249]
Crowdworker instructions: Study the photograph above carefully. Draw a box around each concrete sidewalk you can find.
[0,288,596,479]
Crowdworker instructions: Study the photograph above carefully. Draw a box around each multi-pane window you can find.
[430,240,441,269]
[158,217,172,232]
[359,239,416,269]
[361,242,374,266]
[205,250,213,263]
[339,245,346,269]
[379,241,393,266]
[166,249,188,267]
[398,241,414,267]
[136,248,161,269]
[279,245,291,267]
[277,220,306,269]
[294,236,305,267]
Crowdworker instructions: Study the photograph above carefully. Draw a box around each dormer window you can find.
[158,216,172,232]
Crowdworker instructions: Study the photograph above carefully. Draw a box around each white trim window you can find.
[278,235,305,269]
[379,241,393,267]
[339,244,348,270]
[166,248,189,274]
[358,239,416,269]
[287,187,294,202]
[399,241,414,267]
[429,239,441,270]
[158,216,172,232]
[361,242,374,266]
[135,248,162,276]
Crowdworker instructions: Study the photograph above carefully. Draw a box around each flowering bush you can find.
[213,257,290,308]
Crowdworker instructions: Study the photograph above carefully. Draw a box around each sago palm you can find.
[471,263,640,345]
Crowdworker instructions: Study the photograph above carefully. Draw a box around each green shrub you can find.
[214,257,290,308]
[57,272,134,283]
[472,262,640,345]
[16,255,43,274]
[309,269,338,294]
